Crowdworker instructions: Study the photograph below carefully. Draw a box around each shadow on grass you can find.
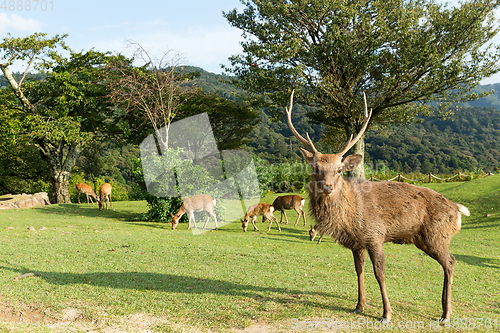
[461,216,500,230]
[35,203,144,222]
[454,254,500,269]
[0,265,355,315]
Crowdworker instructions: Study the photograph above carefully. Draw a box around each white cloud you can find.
[75,21,243,74]
[123,25,243,74]
[0,13,42,33]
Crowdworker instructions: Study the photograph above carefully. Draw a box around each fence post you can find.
[429,173,432,183]
[458,172,462,182]
[398,173,401,182]
[370,175,373,181]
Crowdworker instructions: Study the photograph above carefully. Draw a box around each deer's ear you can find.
[342,154,363,171]
[299,147,315,166]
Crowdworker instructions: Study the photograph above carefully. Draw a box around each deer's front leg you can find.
[189,211,198,230]
[283,210,289,224]
[252,216,259,231]
[352,248,366,314]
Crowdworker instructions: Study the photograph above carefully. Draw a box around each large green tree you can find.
[178,90,260,151]
[0,33,116,202]
[224,0,500,177]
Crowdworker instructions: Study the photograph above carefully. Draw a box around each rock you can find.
[0,193,51,210]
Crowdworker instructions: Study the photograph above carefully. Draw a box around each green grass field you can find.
[0,177,499,332]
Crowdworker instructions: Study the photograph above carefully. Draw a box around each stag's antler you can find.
[285,91,372,157]
[337,92,372,157]
[285,90,319,155]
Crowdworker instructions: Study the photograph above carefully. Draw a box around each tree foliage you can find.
[0,33,116,202]
[224,0,500,177]
[178,89,260,151]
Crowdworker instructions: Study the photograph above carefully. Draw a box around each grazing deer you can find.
[171,194,218,230]
[286,91,469,323]
[241,203,281,232]
[272,194,306,226]
[98,183,112,211]
[75,183,98,204]
[309,225,324,244]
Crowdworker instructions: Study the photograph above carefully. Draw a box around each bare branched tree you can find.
[106,42,195,148]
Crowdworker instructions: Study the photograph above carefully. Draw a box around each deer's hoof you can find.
[352,309,362,314]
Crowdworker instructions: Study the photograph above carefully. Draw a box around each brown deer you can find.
[241,202,281,232]
[75,183,98,204]
[98,183,112,211]
[309,225,324,244]
[272,194,306,226]
[171,194,218,230]
[285,91,469,323]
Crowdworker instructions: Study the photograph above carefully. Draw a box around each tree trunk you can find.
[38,139,81,204]
[350,137,365,179]
[345,123,366,179]
[52,170,72,203]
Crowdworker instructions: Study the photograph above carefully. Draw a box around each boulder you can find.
[0,193,51,210]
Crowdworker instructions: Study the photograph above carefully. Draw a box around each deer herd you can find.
[75,182,112,211]
[74,91,470,323]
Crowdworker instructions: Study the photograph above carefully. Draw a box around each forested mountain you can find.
[364,107,500,173]
[189,67,500,172]
[467,83,500,109]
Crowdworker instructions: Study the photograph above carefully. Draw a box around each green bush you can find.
[254,157,310,196]
[133,149,228,224]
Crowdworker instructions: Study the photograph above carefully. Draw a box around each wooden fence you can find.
[370,172,494,183]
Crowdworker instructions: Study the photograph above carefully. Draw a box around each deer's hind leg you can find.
[368,245,393,323]
[267,214,281,232]
[202,209,218,230]
[414,236,454,322]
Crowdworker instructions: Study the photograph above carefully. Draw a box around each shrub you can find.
[134,149,227,224]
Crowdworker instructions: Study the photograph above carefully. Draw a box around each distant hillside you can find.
[188,67,500,171]
[468,83,500,109]
[364,107,500,173]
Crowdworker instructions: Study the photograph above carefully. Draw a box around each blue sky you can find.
[1,0,500,84]
[0,0,245,74]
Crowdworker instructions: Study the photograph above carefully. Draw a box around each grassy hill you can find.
[0,176,498,332]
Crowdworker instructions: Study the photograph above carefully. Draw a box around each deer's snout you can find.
[322,183,333,194]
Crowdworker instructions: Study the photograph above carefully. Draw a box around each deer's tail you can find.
[456,203,470,216]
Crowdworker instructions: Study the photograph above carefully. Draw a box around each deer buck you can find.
[241,202,281,233]
[75,183,98,204]
[272,195,307,226]
[286,91,469,323]
[171,194,218,230]
[98,183,112,211]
